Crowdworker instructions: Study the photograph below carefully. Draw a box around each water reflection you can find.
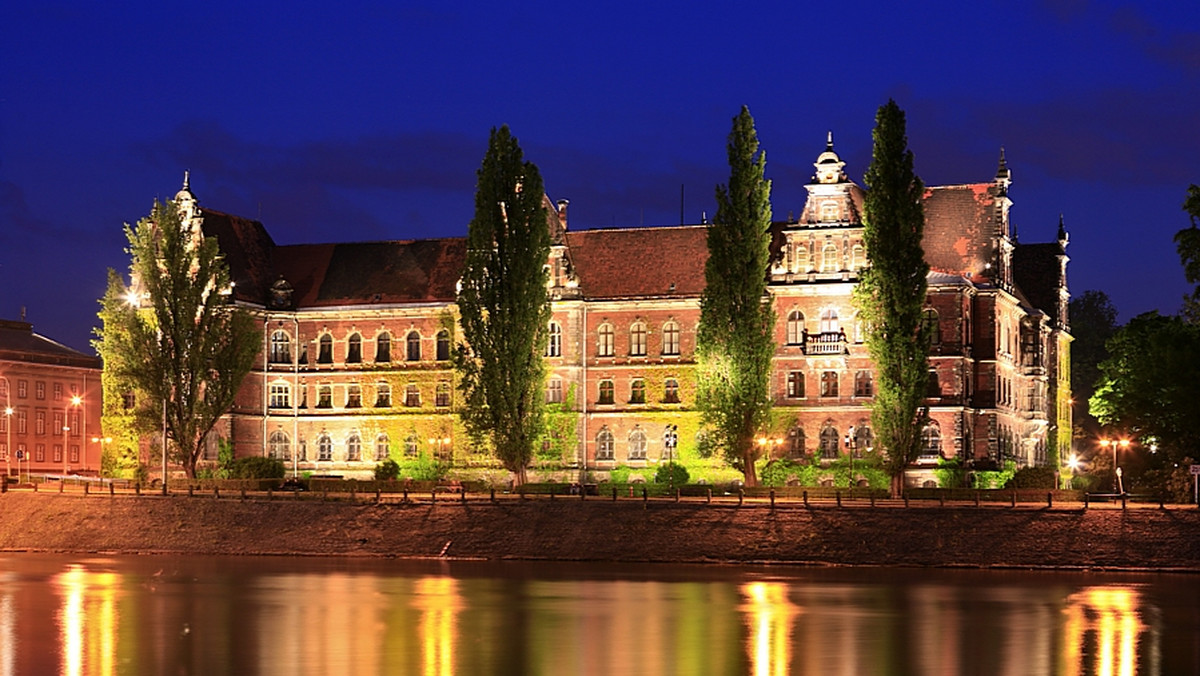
[1,555,1195,674]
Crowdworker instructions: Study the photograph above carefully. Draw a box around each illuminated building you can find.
[0,317,103,477]
[150,138,1070,486]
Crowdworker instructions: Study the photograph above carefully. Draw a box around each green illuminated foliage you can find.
[696,106,776,487]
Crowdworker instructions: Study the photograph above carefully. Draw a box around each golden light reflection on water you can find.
[412,576,462,676]
[741,581,800,676]
[1062,586,1156,676]
[0,573,14,676]
[52,565,121,676]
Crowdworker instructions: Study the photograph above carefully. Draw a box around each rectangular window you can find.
[0,442,5,459]
[317,385,332,409]
[17,380,27,399]
[346,384,362,408]
[0,380,6,398]
[54,383,63,401]
[269,383,290,409]
[375,384,392,408]
[436,383,451,408]
[54,412,63,434]
[598,380,614,405]
[404,384,420,407]
[629,379,645,404]
[0,414,5,433]
[546,378,563,404]
[70,445,79,463]
[35,382,45,400]
[787,371,805,398]
[36,411,46,435]
[49,444,58,462]
[17,411,27,434]
[70,412,80,436]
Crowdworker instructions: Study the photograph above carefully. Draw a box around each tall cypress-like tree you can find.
[696,106,776,487]
[854,100,930,496]
[95,198,260,479]
[454,126,551,485]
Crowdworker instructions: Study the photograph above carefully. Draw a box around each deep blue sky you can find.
[3,0,1198,351]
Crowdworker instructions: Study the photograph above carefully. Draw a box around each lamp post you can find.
[428,436,451,462]
[1099,437,1131,494]
[844,425,858,489]
[62,395,81,476]
[664,425,679,491]
[92,436,112,475]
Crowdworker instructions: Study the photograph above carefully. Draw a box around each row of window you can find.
[587,320,682,358]
[0,442,80,463]
[0,380,79,401]
[785,370,874,399]
[0,410,81,436]
[268,382,451,410]
[269,330,452,365]
[265,430,449,462]
[588,378,681,406]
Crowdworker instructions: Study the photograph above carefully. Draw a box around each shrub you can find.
[759,459,805,487]
[655,462,689,486]
[398,452,448,481]
[1004,466,1056,490]
[226,456,285,479]
[375,458,400,481]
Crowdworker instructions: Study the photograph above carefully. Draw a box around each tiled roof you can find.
[922,183,1000,279]
[1013,241,1066,324]
[273,239,467,307]
[199,209,277,304]
[565,225,709,299]
[0,320,101,367]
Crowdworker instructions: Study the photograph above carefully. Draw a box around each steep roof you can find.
[921,183,1002,279]
[273,238,467,307]
[0,320,101,368]
[1013,241,1066,325]
[565,225,709,299]
[199,208,278,304]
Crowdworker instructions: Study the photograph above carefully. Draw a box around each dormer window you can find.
[821,201,839,222]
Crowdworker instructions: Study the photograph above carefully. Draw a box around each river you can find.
[1,554,1197,675]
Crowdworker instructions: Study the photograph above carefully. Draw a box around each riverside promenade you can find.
[2,483,1199,570]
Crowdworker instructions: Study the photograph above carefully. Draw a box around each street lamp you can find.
[428,436,451,462]
[62,395,82,476]
[92,436,112,474]
[1099,437,1131,494]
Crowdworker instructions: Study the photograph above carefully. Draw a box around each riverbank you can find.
[2,492,1199,570]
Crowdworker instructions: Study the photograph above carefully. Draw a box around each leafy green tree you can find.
[1090,312,1200,464]
[853,100,930,496]
[95,199,260,479]
[1175,184,1200,322]
[454,126,552,486]
[696,106,776,487]
[1068,290,1118,442]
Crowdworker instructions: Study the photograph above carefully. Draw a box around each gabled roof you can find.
[0,320,101,368]
[273,238,467,307]
[922,183,1002,279]
[565,225,708,299]
[199,208,277,304]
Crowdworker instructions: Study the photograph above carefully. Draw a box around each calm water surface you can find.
[1,553,1198,675]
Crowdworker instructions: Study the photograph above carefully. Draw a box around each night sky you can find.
[3,1,1198,352]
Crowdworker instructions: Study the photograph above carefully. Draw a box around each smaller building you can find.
[0,318,103,477]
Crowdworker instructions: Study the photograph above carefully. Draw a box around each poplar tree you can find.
[454,126,551,486]
[95,199,259,479]
[696,106,776,487]
[854,100,931,496]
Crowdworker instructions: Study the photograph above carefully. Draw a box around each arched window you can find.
[345,384,362,408]
[854,370,873,397]
[376,332,392,362]
[786,310,805,345]
[629,379,645,404]
[346,433,361,461]
[821,240,839,272]
[628,428,647,460]
[375,433,390,460]
[375,382,391,408]
[921,422,942,456]
[317,434,332,461]
[598,380,614,405]
[316,384,332,409]
[318,335,333,364]
[406,331,421,361]
[547,321,562,357]
[268,430,290,459]
[922,309,941,345]
[404,384,420,407]
[269,330,291,364]
[819,423,839,459]
[436,330,451,361]
[597,323,614,357]
[297,438,307,461]
[347,333,362,363]
[793,243,809,273]
[663,378,680,404]
[819,308,840,334]
[596,427,614,460]
[404,433,419,457]
[629,322,647,356]
[851,243,865,270]
[788,426,806,458]
[662,321,680,356]
[854,424,873,452]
